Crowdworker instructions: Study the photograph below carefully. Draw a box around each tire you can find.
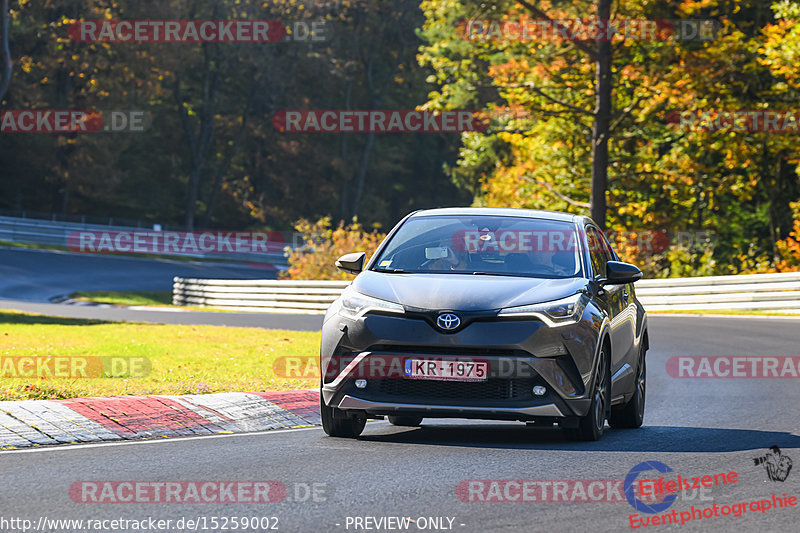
[320,392,366,438]
[387,415,423,427]
[568,345,609,442]
[609,343,646,429]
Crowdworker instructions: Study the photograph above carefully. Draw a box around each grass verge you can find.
[0,240,70,252]
[70,291,174,307]
[0,310,320,400]
[69,290,264,313]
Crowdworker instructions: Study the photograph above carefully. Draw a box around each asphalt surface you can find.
[0,299,324,331]
[2,316,799,532]
[0,247,276,302]
[0,247,324,331]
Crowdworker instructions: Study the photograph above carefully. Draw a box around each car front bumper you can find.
[320,305,606,421]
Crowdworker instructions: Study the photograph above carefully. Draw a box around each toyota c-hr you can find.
[319,207,648,441]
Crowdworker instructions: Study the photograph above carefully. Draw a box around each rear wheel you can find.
[568,345,609,441]
[387,416,423,427]
[320,393,366,438]
[609,343,646,429]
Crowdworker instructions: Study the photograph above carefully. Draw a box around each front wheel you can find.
[568,346,609,442]
[320,393,366,438]
[609,344,646,429]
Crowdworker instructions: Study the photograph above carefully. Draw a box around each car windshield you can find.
[371,215,581,278]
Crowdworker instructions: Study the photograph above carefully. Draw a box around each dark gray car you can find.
[319,207,648,441]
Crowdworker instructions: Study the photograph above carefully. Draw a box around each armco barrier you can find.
[0,215,287,267]
[635,272,800,311]
[172,278,350,314]
[173,272,800,314]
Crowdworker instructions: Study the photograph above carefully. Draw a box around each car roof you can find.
[409,207,587,224]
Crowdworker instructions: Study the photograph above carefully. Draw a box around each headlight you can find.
[497,293,587,327]
[339,289,404,319]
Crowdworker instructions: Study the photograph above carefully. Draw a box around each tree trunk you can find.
[0,0,10,103]
[351,55,378,218]
[340,80,353,219]
[351,130,376,217]
[591,0,613,229]
[53,66,72,214]
[176,58,218,230]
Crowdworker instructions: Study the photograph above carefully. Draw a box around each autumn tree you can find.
[283,217,385,280]
[418,0,800,276]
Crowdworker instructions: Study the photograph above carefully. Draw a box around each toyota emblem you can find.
[437,313,461,331]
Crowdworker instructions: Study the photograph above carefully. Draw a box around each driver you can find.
[424,239,467,271]
[530,249,556,273]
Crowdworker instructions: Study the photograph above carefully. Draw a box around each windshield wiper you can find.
[440,271,522,277]
[470,271,524,277]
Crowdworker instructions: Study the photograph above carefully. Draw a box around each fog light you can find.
[532,385,547,396]
[537,344,568,357]
[355,379,367,389]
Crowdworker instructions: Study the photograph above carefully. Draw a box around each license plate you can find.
[404,359,489,382]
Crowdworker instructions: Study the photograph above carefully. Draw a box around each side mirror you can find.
[335,252,366,275]
[602,261,643,285]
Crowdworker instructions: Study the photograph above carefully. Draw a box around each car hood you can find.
[351,270,588,311]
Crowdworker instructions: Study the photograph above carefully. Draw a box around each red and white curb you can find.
[0,390,320,449]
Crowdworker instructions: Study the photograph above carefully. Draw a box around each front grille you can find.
[367,344,530,357]
[375,377,537,401]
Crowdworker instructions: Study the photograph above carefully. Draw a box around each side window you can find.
[598,230,617,263]
[586,227,608,279]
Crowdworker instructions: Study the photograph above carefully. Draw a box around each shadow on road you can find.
[359,424,800,453]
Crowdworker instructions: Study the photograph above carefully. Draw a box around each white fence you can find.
[635,272,800,311]
[172,272,800,314]
[172,278,350,314]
